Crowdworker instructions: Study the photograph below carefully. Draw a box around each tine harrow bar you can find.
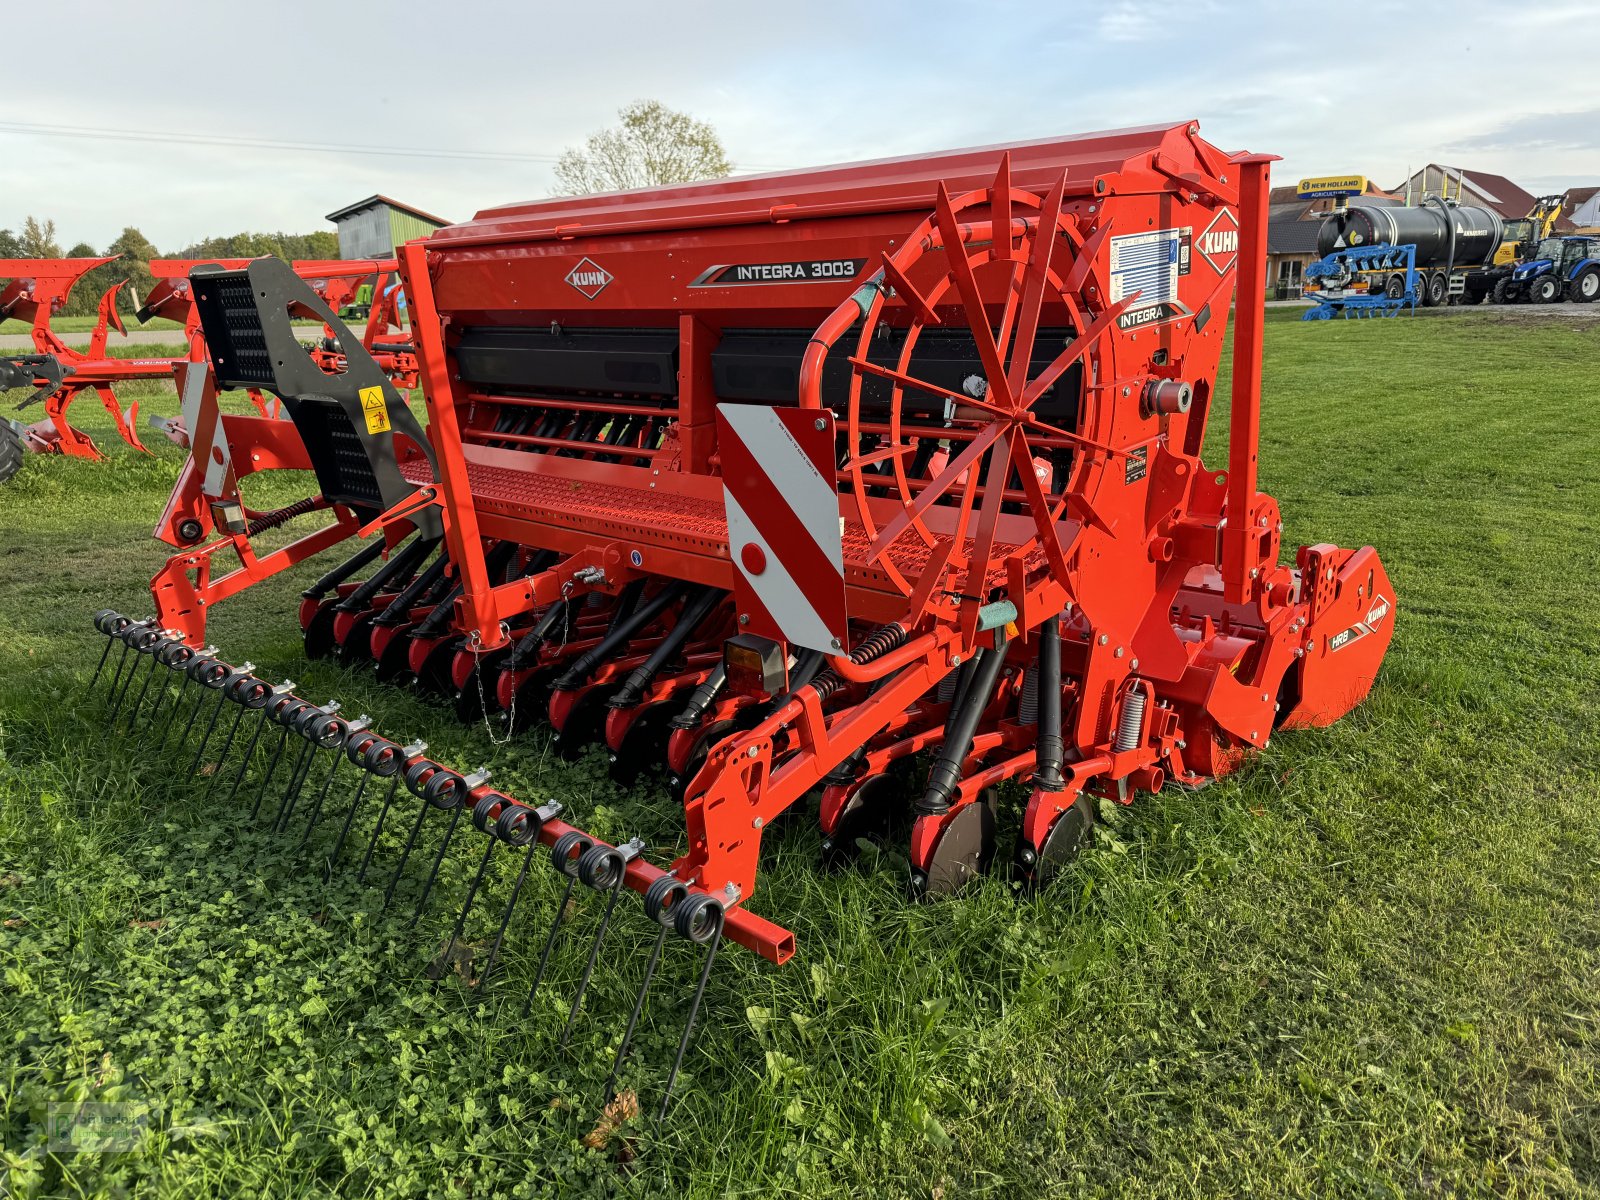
[86,121,1395,1106]
[87,609,742,1112]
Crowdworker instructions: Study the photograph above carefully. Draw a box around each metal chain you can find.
[470,625,514,747]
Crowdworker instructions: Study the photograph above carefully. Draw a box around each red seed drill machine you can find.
[90,121,1394,1107]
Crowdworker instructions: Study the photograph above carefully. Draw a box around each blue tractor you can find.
[1498,235,1600,304]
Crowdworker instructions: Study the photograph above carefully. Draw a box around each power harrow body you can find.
[123,121,1393,1053]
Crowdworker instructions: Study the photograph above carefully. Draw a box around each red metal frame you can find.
[142,122,1395,963]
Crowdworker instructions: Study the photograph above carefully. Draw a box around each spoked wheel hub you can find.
[834,156,1134,642]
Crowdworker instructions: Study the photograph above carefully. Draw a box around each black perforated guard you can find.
[190,258,441,539]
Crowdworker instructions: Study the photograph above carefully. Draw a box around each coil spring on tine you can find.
[361,739,403,777]
[551,830,593,876]
[305,713,348,749]
[271,696,308,727]
[343,729,382,766]
[493,803,540,847]
[403,758,439,798]
[643,874,690,926]
[576,844,625,891]
[672,892,725,944]
[157,641,193,669]
[92,610,129,638]
[422,769,466,810]
[471,793,508,835]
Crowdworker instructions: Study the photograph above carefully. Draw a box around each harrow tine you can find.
[604,925,669,1103]
[294,717,368,852]
[520,831,595,1017]
[383,798,432,910]
[357,770,408,886]
[521,874,578,1016]
[187,686,231,775]
[273,706,348,836]
[323,772,374,881]
[156,657,211,755]
[441,838,497,973]
[604,871,688,1101]
[409,805,465,926]
[100,632,139,716]
[658,896,727,1119]
[142,643,196,735]
[270,738,317,831]
[558,840,643,1050]
[203,689,255,800]
[294,753,344,851]
[398,765,473,924]
[478,842,536,988]
[103,626,157,726]
[121,644,165,728]
[250,726,293,821]
[87,613,123,692]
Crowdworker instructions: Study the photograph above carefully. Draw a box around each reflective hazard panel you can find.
[716,404,848,654]
[360,385,391,435]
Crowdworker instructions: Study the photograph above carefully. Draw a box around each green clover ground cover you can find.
[1,314,1597,1197]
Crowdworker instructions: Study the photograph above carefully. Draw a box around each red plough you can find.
[0,256,418,465]
[1,256,162,458]
[96,121,1395,1105]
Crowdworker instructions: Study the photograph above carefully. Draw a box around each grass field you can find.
[0,316,185,334]
[1,313,1597,1198]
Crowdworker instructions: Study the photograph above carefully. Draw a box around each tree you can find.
[301,230,339,260]
[0,229,21,258]
[20,216,61,258]
[554,100,731,195]
[176,230,340,263]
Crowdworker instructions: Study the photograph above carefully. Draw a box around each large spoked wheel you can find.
[828,157,1133,641]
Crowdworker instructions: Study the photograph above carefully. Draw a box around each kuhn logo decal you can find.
[564,258,613,299]
[1196,209,1240,275]
[1329,595,1391,653]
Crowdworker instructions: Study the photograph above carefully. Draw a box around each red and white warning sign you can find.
[177,360,237,498]
[716,404,848,653]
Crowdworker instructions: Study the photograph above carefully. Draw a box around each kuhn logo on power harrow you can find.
[564,258,613,299]
[1197,210,1240,274]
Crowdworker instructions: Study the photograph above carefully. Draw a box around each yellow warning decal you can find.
[360,385,390,435]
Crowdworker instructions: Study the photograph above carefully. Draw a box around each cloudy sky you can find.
[7,0,1599,251]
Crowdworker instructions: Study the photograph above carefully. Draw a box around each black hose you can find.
[917,630,1010,816]
[1033,615,1065,792]
[334,536,438,613]
[373,550,451,625]
[554,582,687,690]
[608,587,726,708]
[301,537,388,601]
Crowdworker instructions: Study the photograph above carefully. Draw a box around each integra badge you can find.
[690,259,867,287]
[1116,300,1189,330]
